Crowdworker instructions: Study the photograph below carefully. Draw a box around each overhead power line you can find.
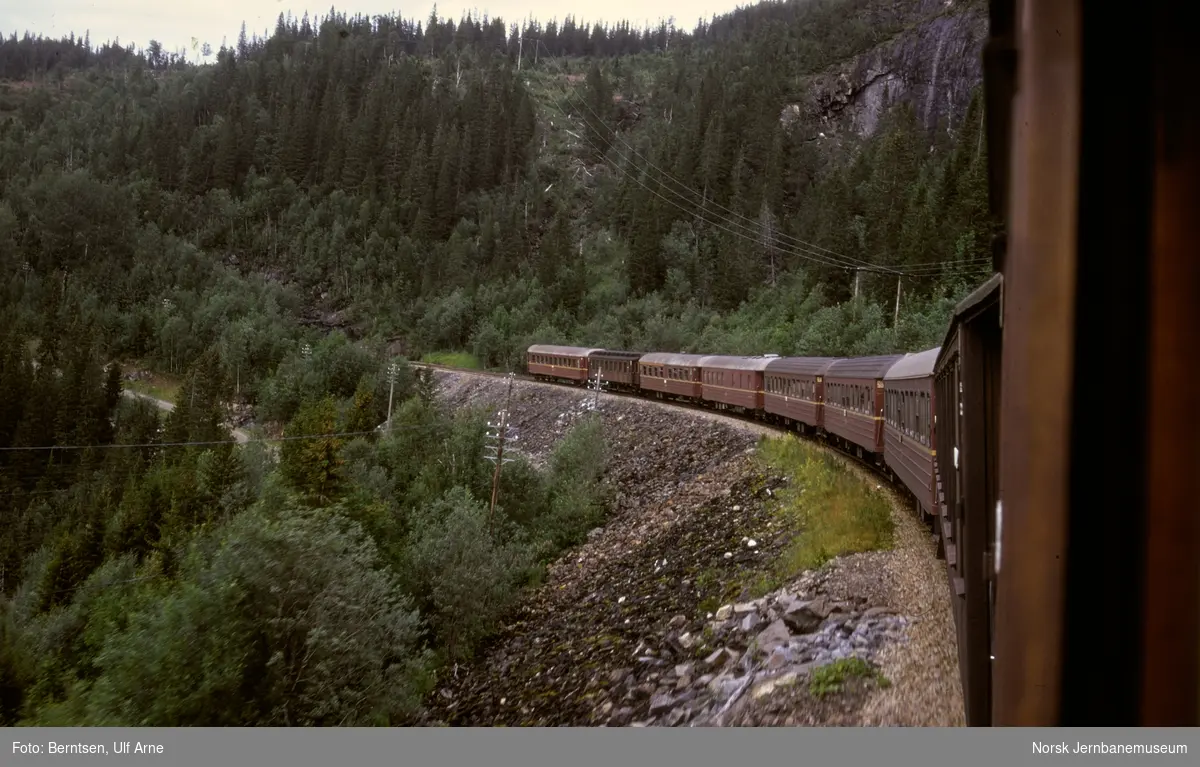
[531,40,992,279]
[0,424,435,453]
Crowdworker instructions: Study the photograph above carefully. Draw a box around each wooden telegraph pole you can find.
[386,361,399,434]
[588,368,606,410]
[484,373,517,534]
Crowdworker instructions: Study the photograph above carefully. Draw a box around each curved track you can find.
[417,360,964,724]
[416,362,917,500]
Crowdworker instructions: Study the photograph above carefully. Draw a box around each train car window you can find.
[913,392,919,437]
[923,393,930,444]
[910,391,916,435]
[925,394,931,444]
[916,393,923,443]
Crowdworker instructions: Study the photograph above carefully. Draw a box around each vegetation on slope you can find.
[0,326,610,724]
[754,435,895,593]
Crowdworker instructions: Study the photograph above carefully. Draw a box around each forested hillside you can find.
[0,0,996,725]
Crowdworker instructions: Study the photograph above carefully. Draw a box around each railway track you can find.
[414,360,938,542]
[415,359,966,724]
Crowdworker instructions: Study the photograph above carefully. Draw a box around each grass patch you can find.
[420,351,482,369]
[809,657,891,698]
[751,434,895,595]
[125,373,182,404]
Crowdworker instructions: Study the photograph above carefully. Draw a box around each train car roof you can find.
[764,356,844,376]
[934,272,1004,371]
[590,349,646,359]
[884,347,942,381]
[527,344,606,357]
[826,354,906,379]
[698,355,776,371]
[639,352,708,366]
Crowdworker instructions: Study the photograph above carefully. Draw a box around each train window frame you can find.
[915,395,922,441]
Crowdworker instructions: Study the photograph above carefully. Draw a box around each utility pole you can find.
[386,361,399,434]
[484,373,517,534]
[588,368,607,410]
[854,269,860,299]
[517,36,522,70]
[894,274,903,328]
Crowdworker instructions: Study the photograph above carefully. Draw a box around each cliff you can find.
[785,0,988,140]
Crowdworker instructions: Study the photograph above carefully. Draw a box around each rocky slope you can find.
[419,369,965,726]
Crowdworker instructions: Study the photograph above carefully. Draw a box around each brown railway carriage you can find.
[698,356,773,412]
[638,353,706,400]
[589,349,644,391]
[763,356,842,432]
[934,275,1002,728]
[823,355,903,458]
[883,347,940,523]
[526,344,603,383]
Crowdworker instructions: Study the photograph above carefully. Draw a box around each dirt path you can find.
[121,389,251,444]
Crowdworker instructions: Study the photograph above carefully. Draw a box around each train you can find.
[524,304,998,722]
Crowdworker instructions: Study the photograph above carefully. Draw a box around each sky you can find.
[10,0,751,61]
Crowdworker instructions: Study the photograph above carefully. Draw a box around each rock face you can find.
[793,0,988,140]
[590,575,909,728]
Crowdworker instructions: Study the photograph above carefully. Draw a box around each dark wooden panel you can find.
[991,0,1081,727]
[1140,5,1200,725]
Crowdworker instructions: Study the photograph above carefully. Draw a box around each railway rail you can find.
[414,360,907,484]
